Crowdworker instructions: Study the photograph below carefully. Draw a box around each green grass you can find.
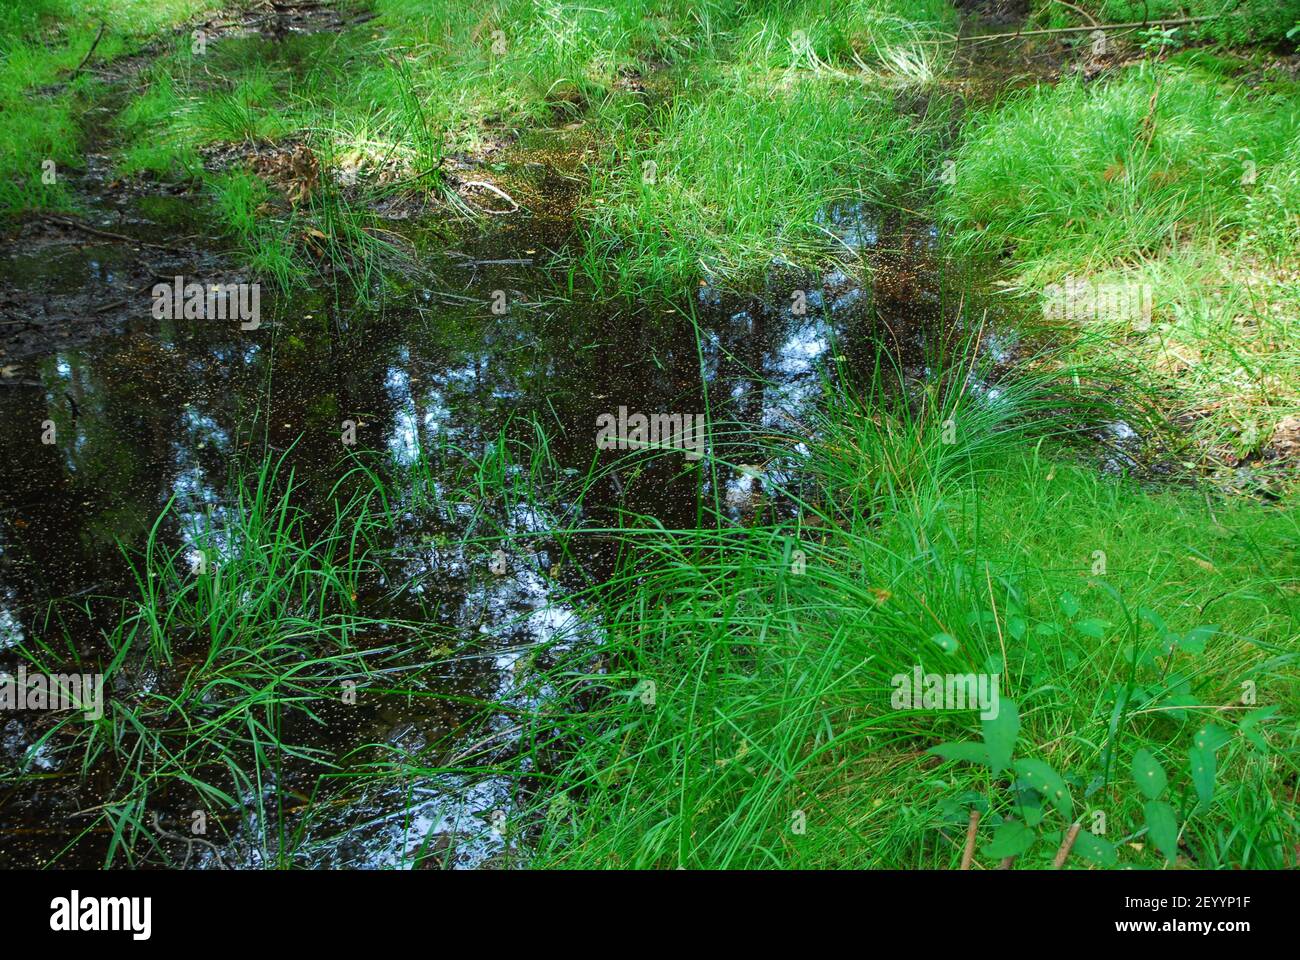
[940,61,1300,469]
[578,68,950,295]
[736,0,956,73]
[115,62,201,176]
[943,65,1300,276]
[11,450,413,866]
[495,351,1299,869]
[82,0,959,292]
[4,413,605,866]
[574,0,959,295]
[0,0,208,213]
[1029,0,1300,45]
[13,331,1296,869]
[95,0,742,286]
[5,0,1299,871]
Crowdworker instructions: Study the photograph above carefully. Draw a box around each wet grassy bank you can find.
[0,0,1297,869]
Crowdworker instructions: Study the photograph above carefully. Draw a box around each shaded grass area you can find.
[110,16,435,297]
[3,415,594,866]
[1028,0,1300,45]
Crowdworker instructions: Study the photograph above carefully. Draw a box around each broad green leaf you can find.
[930,632,959,654]
[1160,673,1192,697]
[1132,748,1167,800]
[1194,722,1232,752]
[1163,693,1198,721]
[1021,800,1045,828]
[1014,758,1072,816]
[928,742,989,765]
[982,698,1019,775]
[982,819,1036,859]
[1241,723,1269,752]
[1179,624,1217,655]
[938,794,987,820]
[1240,706,1279,751]
[1072,830,1118,867]
[1189,745,1215,811]
[1060,592,1080,619]
[1144,800,1179,863]
[1242,705,1279,724]
[1138,606,1167,635]
[1074,618,1109,639]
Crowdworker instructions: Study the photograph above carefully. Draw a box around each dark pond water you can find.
[0,189,1011,867]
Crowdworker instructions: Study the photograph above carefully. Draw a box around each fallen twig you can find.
[37,214,186,253]
[458,180,520,215]
[960,809,980,870]
[451,258,533,267]
[68,22,106,80]
[1054,822,1083,869]
[150,812,228,870]
[1051,0,1098,28]
[957,15,1219,45]
[96,273,173,314]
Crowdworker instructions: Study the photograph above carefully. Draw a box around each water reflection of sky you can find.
[0,202,1009,867]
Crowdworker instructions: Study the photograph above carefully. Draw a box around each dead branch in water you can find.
[459,180,521,215]
[957,15,1220,45]
[36,213,186,252]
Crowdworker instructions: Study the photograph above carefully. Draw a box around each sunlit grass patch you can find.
[943,65,1300,278]
[114,61,202,176]
[736,0,956,81]
[1038,251,1300,472]
[941,63,1300,472]
[0,0,207,212]
[190,66,296,144]
[204,160,406,299]
[580,68,950,295]
[93,0,960,289]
